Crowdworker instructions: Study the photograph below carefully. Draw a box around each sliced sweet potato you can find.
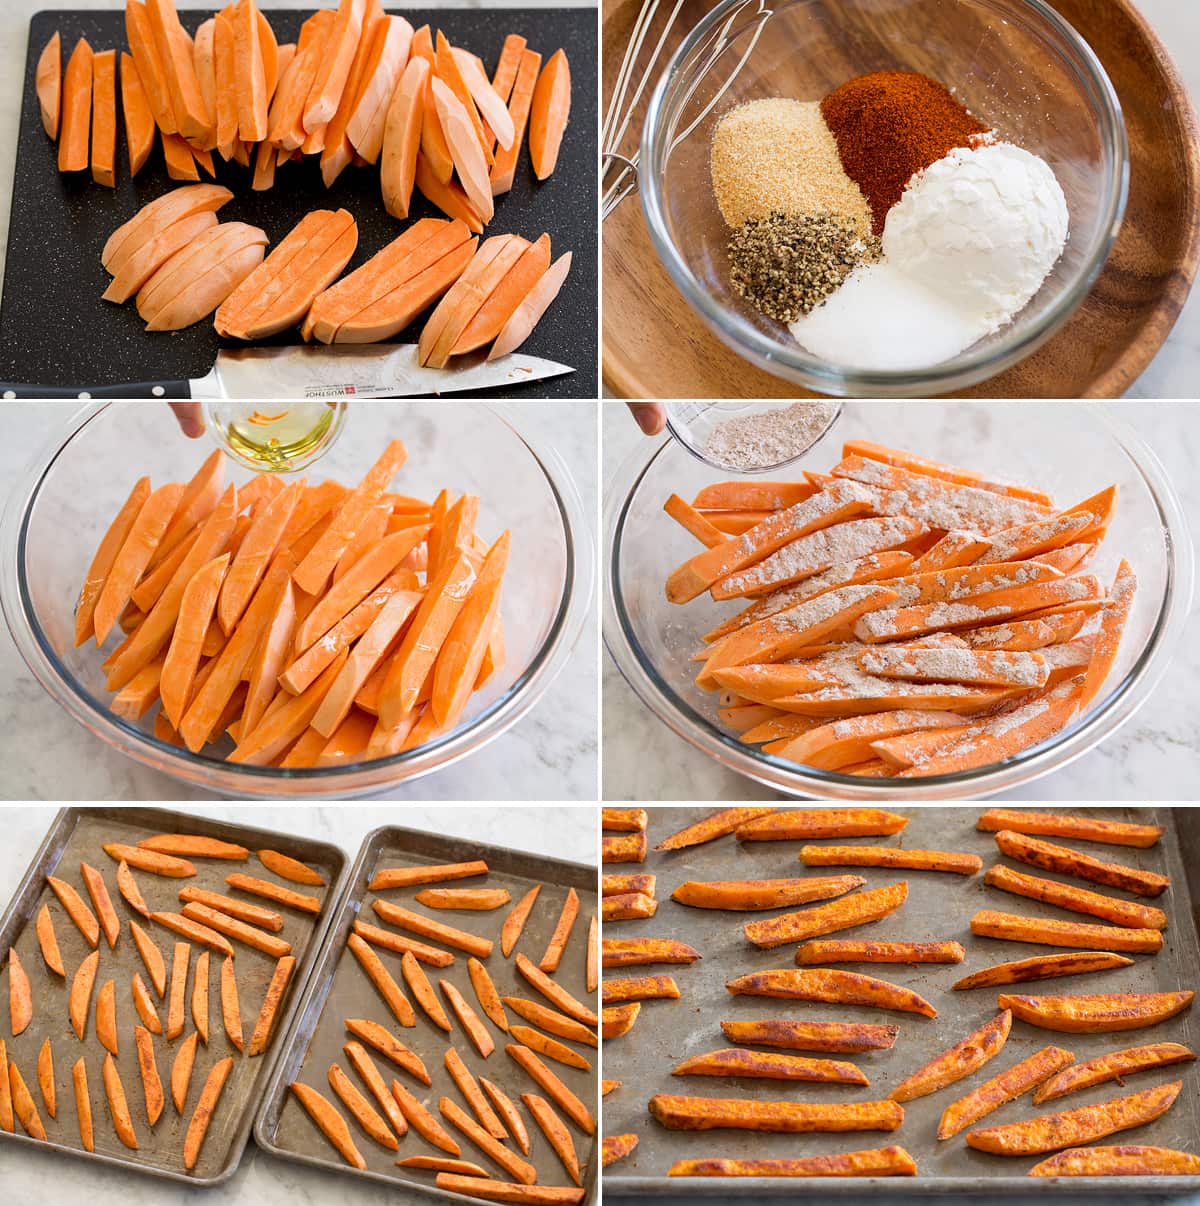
[58,37,93,172]
[490,48,540,195]
[528,49,569,179]
[37,32,62,139]
[727,968,936,1018]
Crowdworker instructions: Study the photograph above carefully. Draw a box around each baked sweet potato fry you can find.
[605,875,655,898]
[953,950,1134,990]
[69,949,100,1040]
[47,875,100,947]
[998,991,1195,1032]
[354,920,455,966]
[1033,1041,1196,1105]
[225,872,321,913]
[602,938,701,968]
[801,845,981,875]
[506,1044,595,1134]
[602,976,680,1004]
[291,1080,367,1168]
[890,1010,1012,1102]
[104,843,196,877]
[672,876,863,911]
[649,1093,903,1132]
[984,864,1167,930]
[370,860,489,890]
[539,889,579,973]
[348,933,416,1027]
[603,809,647,834]
[721,1019,898,1053]
[602,892,656,922]
[667,1147,918,1177]
[796,939,965,964]
[655,807,776,851]
[994,830,1168,897]
[102,1051,137,1148]
[442,979,495,1058]
[248,955,295,1056]
[744,881,907,949]
[435,1174,584,1204]
[727,968,937,1017]
[1028,1145,1200,1176]
[602,1135,638,1167]
[501,885,541,956]
[938,1044,1074,1139]
[502,997,597,1047]
[673,1047,867,1084]
[602,833,646,864]
[966,1080,1181,1155]
[970,910,1162,954]
[737,809,908,841]
[7,949,32,1036]
[978,809,1162,848]
[468,957,508,1032]
[372,901,492,957]
[390,1077,460,1154]
[440,1094,537,1183]
[515,954,598,1026]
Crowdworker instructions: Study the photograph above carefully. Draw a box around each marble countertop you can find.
[0,400,598,801]
[0,802,595,1205]
[603,400,1200,802]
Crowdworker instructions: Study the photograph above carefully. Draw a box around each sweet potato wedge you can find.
[727,968,937,1018]
[347,933,415,1027]
[671,876,862,911]
[522,1092,581,1185]
[994,829,1168,897]
[673,1048,867,1084]
[389,1077,459,1154]
[938,1044,1075,1139]
[372,901,491,958]
[514,954,597,1026]
[984,864,1166,930]
[80,862,122,949]
[998,991,1195,1033]
[1028,1145,1200,1176]
[169,1030,197,1115]
[649,1093,903,1133]
[970,910,1162,954]
[952,951,1134,991]
[181,902,291,958]
[442,980,495,1058]
[257,848,325,886]
[978,809,1162,848]
[1033,1041,1196,1105]
[141,833,249,859]
[353,920,455,966]
[539,889,579,973]
[502,997,596,1048]
[890,1010,1011,1102]
[499,885,540,957]
[436,1175,583,1204]
[744,881,907,949]
[602,976,679,1005]
[736,809,907,841]
[370,860,488,890]
[346,1040,410,1139]
[667,1147,918,1177]
[416,888,511,911]
[133,1024,164,1126]
[480,1077,529,1153]
[800,846,981,875]
[721,1019,897,1053]
[291,1080,366,1169]
[505,1044,595,1134]
[105,844,195,877]
[96,978,119,1054]
[7,949,32,1036]
[128,920,167,998]
[36,1037,55,1119]
[509,1025,587,1071]
[102,1051,137,1149]
[602,938,701,968]
[344,1017,430,1085]
[328,1060,399,1151]
[69,949,100,1040]
[47,875,100,947]
[440,1094,537,1183]
[655,807,776,851]
[248,955,295,1056]
[796,940,965,964]
[36,905,64,978]
[225,873,321,913]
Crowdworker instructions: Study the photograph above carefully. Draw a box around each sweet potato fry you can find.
[505,1044,595,1134]
[938,1044,1074,1139]
[445,1044,505,1137]
[966,1080,1181,1155]
[398,1156,489,1175]
[603,808,648,832]
[291,1080,366,1168]
[970,910,1162,954]
[345,1040,410,1138]
[219,955,243,1052]
[502,997,597,1047]
[348,933,416,1027]
[736,809,908,841]
[993,830,1169,897]
[1033,1042,1196,1105]
[727,968,937,1018]
[0,1038,11,1131]
[800,845,980,875]
[416,888,512,911]
[890,1010,1011,1102]
[120,923,164,1003]
[166,942,190,1040]
[673,1048,867,1084]
[132,970,162,1035]
[257,848,325,886]
[539,889,579,973]
[522,1092,582,1186]
[440,1095,537,1183]
[390,1077,460,1153]
[9,1058,46,1139]
[602,976,680,1004]
[353,920,455,966]
[514,954,597,1025]
[328,1061,399,1150]
[655,807,776,851]
[979,809,1162,848]
[602,1005,639,1039]
[225,872,321,913]
[602,938,701,968]
[371,860,489,890]
[745,881,908,949]
[138,833,249,859]
[104,843,196,877]
[248,955,295,1056]
[984,864,1167,930]
[372,901,492,957]
[96,978,119,1054]
[133,1024,164,1126]
[480,1077,529,1153]
[509,1025,588,1071]
[586,913,598,995]
[36,1037,55,1118]
[501,885,541,956]
[72,1056,93,1150]
[170,1030,198,1114]
[102,1051,137,1148]
[668,1147,918,1177]
[436,1174,582,1204]
[672,876,862,912]
[8,949,32,1036]
[649,1093,903,1133]
[953,951,1134,990]
[602,833,646,864]
[79,862,122,949]
[117,861,152,919]
[344,1018,430,1084]
[69,949,100,1040]
[181,901,292,958]
[179,887,284,931]
[400,950,451,1030]
[999,991,1195,1033]
[1029,1145,1200,1176]
[721,1019,898,1053]
[796,940,965,965]
[467,957,508,1032]
[443,979,495,1058]
[47,875,101,947]
[603,874,655,897]
[187,948,209,1044]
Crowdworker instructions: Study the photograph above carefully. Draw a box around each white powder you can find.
[703,403,840,471]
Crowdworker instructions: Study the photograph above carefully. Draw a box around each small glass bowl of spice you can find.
[664,401,842,473]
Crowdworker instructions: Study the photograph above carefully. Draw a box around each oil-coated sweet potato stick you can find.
[539,889,579,973]
[727,969,937,1018]
[437,1176,583,1204]
[649,1093,903,1133]
[443,979,495,1058]
[372,901,492,957]
[523,1092,582,1186]
[70,1056,93,1150]
[480,1077,529,1153]
[370,860,489,890]
[102,1051,137,1148]
[130,920,166,997]
[668,1147,918,1177]
[347,933,415,1027]
[970,910,1162,954]
[248,955,295,1056]
[344,1017,430,1084]
[998,991,1195,1033]
[291,1080,367,1168]
[166,942,190,1040]
[96,978,119,1054]
[47,875,101,947]
[179,887,284,931]
[257,849,326,886]
[655,807,776,851]
[501,885,540,957]
[993,830,1168,897]
[69,949,100,1040]
[440,1095,537,1183]
[80,862,122,949]
[966,1080,1181,1155]
[505,1044,595,1134]
[890,1011,1011,1103]
[509,1025,589,1071]
[938,1045,1074,1139]
[502,997,597,1048]
[978,809,1162,848]
[180,902,292,958]
[985,864,1166,930]
[800,846,980,875]
[602,976,680,1004]
[345,1040,410,1138]
[1033,1042,1196,1105]
[104,843,195,877]
[417,888,511,911]
[796,940,965,965]
[514,954,597,1026]
[139,835,249,860]
[1029,1145,1200,1176]
[8,1056,45,1139]
[745,881,907,949]
[953,951,1134,990]
[736,809,908,841]
[400,950,451,1030]
[672,876,863,911]
[467,958,508,1032]
[36,1037,54,1119]
[133,971,162,1034]
[602,938,701,968]
[445,1045,505,1137]
[8,949,32,1036]
[390,1077,460,1153]
[721,1019,897,1052]
[170,1031,197,1114]
[354,920,455,966]
[673,1048,867,1084]
[328,1060,399,1150]
[118,862,152,919]
[133,1024,163,1126]
[225,873,321,913]
[219,955,243,1052]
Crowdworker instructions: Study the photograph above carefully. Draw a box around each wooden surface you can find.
[602,0,1200,399]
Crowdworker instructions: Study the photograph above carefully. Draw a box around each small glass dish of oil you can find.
[202,402,348,472]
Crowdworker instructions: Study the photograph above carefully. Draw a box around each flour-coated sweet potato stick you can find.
[248,955,295,1056]
[966,1080,1181,1155]
[602,938,701,968]
[354,919,455,966]
[101,1051,137,1148]
[993,830,1168,897]
[1029,1145,1200,1176]
[70,1056,93,1150]
[672,876,862,911]
[329,1060,399,1150]
[499,886,540,957]
[79,862,122,949]
[105,844,195,877]
[745,881,908,949]
[513,954,596,1026]
[36,1037,55,1119]
[133,1024,164,1126]
[344,1017,430,1084]
[219,955,243,1052]
[181,902,292,958]
[970,910,1162,954]
[509,1025,589,1071]
[440,1095,537,1183]
[505,1044,594,1134]
[984,864,1167,930]
[937,1044,1074,1139]
[523,1092,582,1186]
[96,978,119,1054]
[179,887,284,932]
[373,901,492,957]
[602,976,679,1004]
[47,875,101,947]
[649,1093,903,1133]
[1033,1042,1196,1105]
[1078,558,1135,708]
[655,807,776,851]
[467,957,508,1032]
[69,949,100,1040]
[728,968,937,1017]
[979,809,1162,848]
[344,1040,410,1138]
[370,860,489,890]
[417,888,512,911]
[445,1045,505,1136]
[998,991,1195,1033]
[796,940,965,965]
[953,951,1134,990]
[669,1147,918,1177]
[737,809,908,841]
[225,873,321,913]
[7,1057,44,1139]
[118,862,152,920]
[890,1011,1012,1103]
[35,906,64,978]
[171,1032,198,1114]
[443,979,495,1057]
[8,949,32,1036]
[674,1048,867,1084]
[539,889,579,973]
[389,1076,460,1153]
[150,913,230,959]
[502,997,597,1048]
[347,933,416,1026]
[801,845,981,875]
[291,1080,366,1168]
[603,874,655,897]
[480,1077,529,1153]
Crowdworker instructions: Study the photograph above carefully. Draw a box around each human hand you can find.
[627,402,665,435]
[168,402,204,437]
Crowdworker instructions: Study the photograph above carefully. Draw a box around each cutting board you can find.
[602,0,1200,398]
[1,8,597,397]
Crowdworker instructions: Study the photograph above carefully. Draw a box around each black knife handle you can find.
[0,380,192,399]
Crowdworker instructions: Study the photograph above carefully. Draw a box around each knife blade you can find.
[0,343,574,398]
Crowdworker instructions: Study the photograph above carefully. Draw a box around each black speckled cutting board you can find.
[1,8,598,397]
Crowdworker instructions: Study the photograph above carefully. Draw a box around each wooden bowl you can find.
[602,0,1200,398]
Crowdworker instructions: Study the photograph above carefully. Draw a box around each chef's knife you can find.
[0,343,574,398]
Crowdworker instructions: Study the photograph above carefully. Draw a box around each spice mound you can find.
[703,402,840,471]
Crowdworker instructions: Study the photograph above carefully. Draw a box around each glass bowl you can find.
[639,0,1129,396]
[604,402,1192,799]
[1,402,592,799]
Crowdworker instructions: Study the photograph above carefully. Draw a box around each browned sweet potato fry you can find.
[523,1092,582,1185]
[648,1093,904,1132]
[257,849,325,886]
[47,875,100,947]
[970,910,1162,954]
[655,807,777,851]
[745,882,908,949]
[72,1057,93,1150]
[225,872,321,913]
[36,1037,55,1118]
[667,1146,918,1177]
[672,876,863,911]
[344,1018,431,1084]
[35,905,64,977]
[602,1134,639,1166]
[736,809,907,842]
[134,1024,164,1126]
[370,861,489,890]
[69,949,100,1040]
[353,920,455,966]
[397,1156,489,1175]
[172,1032,198,1113]
[130,920,167,996]
[139,834,250,859]
[402,951,451,1030]
[179,887,285,931]
[727,969,937,1018]
[602,892,657,922]
[151,911,235,956]
[435,1173,584,1203]
[104,844,196,877]
[391,1077,461,1154]
[443,979,496,1058]
[602,833,647,864]
[373,901,493,958]
[602,1080,621,1095]
[468,957,509,1031]
[800,845,981,875]
[10,1058,46,1139]
[347,933,416,1027]
[602,1004,640,1038]
[721,1019,898,1053]
[953,951,1134,990]
[603,874,655,898]
[978,809,1163,848]
[440,1095,537,1183]
[797,940,965,964]
[102,1051,137,1149]
[181,902,292,958]
[345,1041,410,1138]
[965,1080,1181,1155]
[291,1080,367,1168]
[96,978,119,1054]
[503,997,597,1047]
[602,938,701,968]
[515,954,598,1026]
[480,1076,530,1153]
[603,809,648,832]
[890,1011,1011,1102]
[328,1061,399,1150]
[505,1043,596,1134]
[993,830,1169,897]
[1033,1042,1196,1105]
[984,865,1167,929]
[446,1046,506,1138]
[1000,990,1196,1033]
[501,885,541,956]
[602,976,680,1004]
[80,863,121,948]
[1028,1145,1200,1176]
[8,948,32,1036]
[938,1045,1075,1139]
[249,955,295,1056]
[540,889,580,974]
[673,1048,867,1084]
[416,888,512,911]
[117,862,151,918]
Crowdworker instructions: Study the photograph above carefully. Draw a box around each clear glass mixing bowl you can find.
[639,0,1129,396]
[604,402,1192,799]
[1,402,592,799]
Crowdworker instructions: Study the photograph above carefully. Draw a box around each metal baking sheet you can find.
[0,806,347,1185]
[255,824,599,1202]
[602,806,1200,1196]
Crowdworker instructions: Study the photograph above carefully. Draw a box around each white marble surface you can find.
[0,401,599,801]
[0,802,595,1205]
[602,400,1200,802]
